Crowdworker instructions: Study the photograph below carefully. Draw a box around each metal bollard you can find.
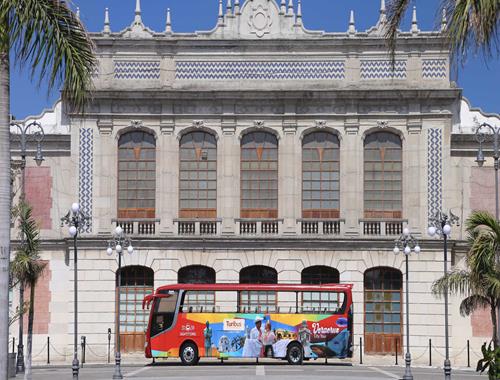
[81,336,86,366]
[359,337,363,365]
[108,328,112,364]
[47,337,50,365]
[12,338,15,354]
[467,340,470,368]
[429,339,432,366]
[395,338,398,365]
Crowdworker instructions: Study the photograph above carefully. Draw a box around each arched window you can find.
[118,131,156,219]
[364,267,402,354]
[178,265,216,312]
[241,132,278,218]
[240,265,278,313]
[301,266,340,284]
[179,131,217,218]
[117,266,154,352]
[364,132,402,219]
[302,132,340,218]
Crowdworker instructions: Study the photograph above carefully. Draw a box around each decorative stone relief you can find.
[360,60,407,80]
[315,120,327,129]
[376,120,389,129]
[131,120,143,129]
[192,120,205,128]
[175,61,345,81]
[79,128,93,233]
[114,61,160,80]
[422,59,447,79]
[254,120,265,128]
[427,128,443,222]
[248,2,273,38]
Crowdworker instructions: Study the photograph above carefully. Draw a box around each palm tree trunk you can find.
[0,13,12,380]
[24,284,35,380]
[492,301,498,349]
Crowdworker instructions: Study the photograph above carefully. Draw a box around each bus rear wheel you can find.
[180,342,199,366]
[286,342,303,365]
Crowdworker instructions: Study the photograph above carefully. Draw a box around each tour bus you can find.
[143,283,353,365]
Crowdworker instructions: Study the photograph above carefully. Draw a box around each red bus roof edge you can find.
[155,283,353,294]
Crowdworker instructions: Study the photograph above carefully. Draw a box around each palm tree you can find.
[11,202,46,380]
[386,0,500,60]
[0,2,95,376]
[432,211,500,353]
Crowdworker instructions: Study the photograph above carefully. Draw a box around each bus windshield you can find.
[150,291,178,336]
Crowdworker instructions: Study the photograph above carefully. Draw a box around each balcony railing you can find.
[112,219,160,236]
[174,219,221,236]
[359,219,407,237]
[236,219,283,236]
[299,219,344,235]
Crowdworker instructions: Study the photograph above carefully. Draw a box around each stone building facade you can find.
[8,0,500,366]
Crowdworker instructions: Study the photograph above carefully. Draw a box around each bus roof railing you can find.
[154,283,353,294]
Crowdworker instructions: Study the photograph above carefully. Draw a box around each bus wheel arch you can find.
[179,340,199,366]
[286,341,304,365]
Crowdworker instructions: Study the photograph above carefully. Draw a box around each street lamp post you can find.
[393,227,421,380]
[106,226,134,380]
[428,211,460,380]
[10,120,45,374]
[61,203,89,379]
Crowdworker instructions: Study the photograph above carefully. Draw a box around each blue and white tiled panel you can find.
[422,59,447,79]
[78,128,93,234]
[427,128,443,222]
[114,61,161,80]
[360,60,407,80]
[175,61,346,80]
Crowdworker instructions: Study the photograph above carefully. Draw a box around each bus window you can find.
[215,291,238,313]
[181,290,215,313]
[277,291,297,314]
[300,291,346,314]
[239,291,276,313]
[151,292,178,336]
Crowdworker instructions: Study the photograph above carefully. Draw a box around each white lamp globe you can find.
[115,226,123,236]
[428,226,437,237]
[403,227,410,236]
[106,247,113,256]
[69,226,77,237]
[443,224,452,235]
[404,246,411,255]
[414,245,421,254]
[393,246,400,255]
[71,203,80,213]
[116,244,122,253]
[127,245,134,254]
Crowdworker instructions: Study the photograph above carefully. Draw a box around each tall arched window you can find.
[179,131,217,218]
[364,132,402,219]
[117,266,154,352]
[302,132,340,218]
[118,131,156,219]
[240,265,278,313]
[178,265,216,312]
[241,132,278,218]
[301,266,340,284]
[364,267,402,354]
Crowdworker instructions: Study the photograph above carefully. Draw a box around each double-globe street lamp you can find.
[10,120,45,373]
[393,227,421,380]
[106,226,134,380]
[61,203,89,379]
[428,211,459,380]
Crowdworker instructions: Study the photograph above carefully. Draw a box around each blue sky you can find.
[9,0,500,119]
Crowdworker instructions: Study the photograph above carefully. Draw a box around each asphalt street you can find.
[29,362,484,380]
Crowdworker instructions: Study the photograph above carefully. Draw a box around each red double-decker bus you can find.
[143,283,353,365]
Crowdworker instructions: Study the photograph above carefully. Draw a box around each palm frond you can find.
[1,0,96,111]
[432,270,472,297]
[459,294,491,317]
[385,0,411,60]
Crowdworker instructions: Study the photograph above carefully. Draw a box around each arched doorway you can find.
[178,265,216,312]
[364,267,402,354]
[116,266,154,352]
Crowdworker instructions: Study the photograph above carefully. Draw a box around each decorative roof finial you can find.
[296,0,302,25]
[280,0,286,15]
[103,8,111,35]
[411,6,419,34]
[166,8,172,34]
[218,0,224,24]
[288,0,294,16]
[134,0,142,24]
[76,7,80,20]
[348,10,356,35]
[226,0,232,15]
[234,0,240,15]
[379,0,387,25]
[441,8,447,32]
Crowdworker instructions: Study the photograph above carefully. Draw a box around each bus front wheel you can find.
[180,342,199,366]
[286,343,303,365]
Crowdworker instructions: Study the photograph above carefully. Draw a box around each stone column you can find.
[280,122,298,235]
[158,121,177,235]
[219,120,239,235]
[342,118,361,237]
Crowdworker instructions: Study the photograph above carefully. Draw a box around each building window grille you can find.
[179,131,217,218]
[364,132,402,219]
[241,132,278,218]
[302,132,340,218]
[118,131,156,219]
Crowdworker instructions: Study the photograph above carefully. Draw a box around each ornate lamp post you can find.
[428,211,459,380]
[10,120,45,373]
[61,203,89,379]
[393,227,421,380]
[106,226,134,380]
